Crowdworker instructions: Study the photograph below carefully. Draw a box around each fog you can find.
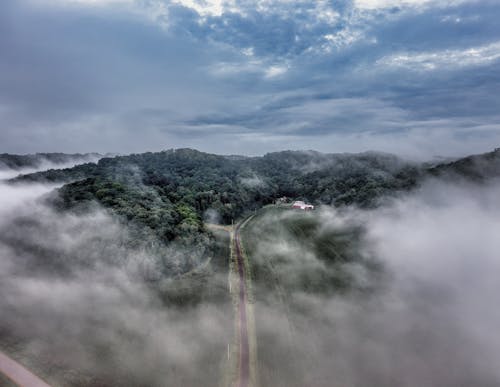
[251,178,500,387]
[1,161,500,386]
[0,154,101,180]
[0,179,230,386]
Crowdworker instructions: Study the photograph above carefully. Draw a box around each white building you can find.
[292,201,314,210]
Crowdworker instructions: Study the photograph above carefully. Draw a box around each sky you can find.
[1,0,500,158]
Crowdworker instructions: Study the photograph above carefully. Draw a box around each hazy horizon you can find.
[2,0,500,158]
[0,146,491,163]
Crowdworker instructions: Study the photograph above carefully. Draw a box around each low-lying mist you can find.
[0,181,230,386]
[250,178,500,387]
[1,162,500,387]
[0,154,101,180]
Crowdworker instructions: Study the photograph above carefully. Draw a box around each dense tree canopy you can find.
[8,148,500,256]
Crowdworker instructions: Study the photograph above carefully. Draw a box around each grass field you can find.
[240,205,382,387]
[241,205,378,295]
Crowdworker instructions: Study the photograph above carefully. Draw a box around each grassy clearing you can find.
[241,205,382,387]
[242,206,375,296]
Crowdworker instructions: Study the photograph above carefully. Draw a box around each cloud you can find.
[177,90,500,159]
[377,40,500,71]
[354,0,472,10]
[0,154,101,180]
[248,177,500,386]
[1,0,500,156]
[37,0,135,5]
[171,0,229,16]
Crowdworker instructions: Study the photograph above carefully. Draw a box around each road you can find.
[234,222,250,387]
[0,351,51,387]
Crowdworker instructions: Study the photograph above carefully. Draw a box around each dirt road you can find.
[0,351,51,387]
[234,222,250,387]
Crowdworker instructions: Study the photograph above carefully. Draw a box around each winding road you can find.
[0,351,51,387]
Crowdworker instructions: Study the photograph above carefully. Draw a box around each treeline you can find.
[9,147,500,251]
[0,152,102,170]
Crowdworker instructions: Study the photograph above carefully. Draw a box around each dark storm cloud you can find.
[1,0,500,156]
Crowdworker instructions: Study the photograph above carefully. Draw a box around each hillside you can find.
[3,149,421,262]
[7,148,500,254]
[0,153,102,171]
[428,148,500,180]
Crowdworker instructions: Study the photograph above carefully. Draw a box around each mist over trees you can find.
[5,147,499,278]
[1,147,500,386]
[0,153,103,181]
[0,153,101,170]
[9,148,500,248]
[0,181,232,386]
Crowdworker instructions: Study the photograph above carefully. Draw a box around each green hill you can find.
[0,152,101,170]
[5,147,500,273]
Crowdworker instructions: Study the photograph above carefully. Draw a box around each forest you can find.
[5,147,500,278]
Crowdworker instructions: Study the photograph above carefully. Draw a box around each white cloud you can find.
[320,29,367,53]
[172,0,232,17]
[208,59,264,76]
[264,65,288,78]
[354,0,471,10]
[208,59,289,80]
[377,41,500,71]
[32,0,134,6]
